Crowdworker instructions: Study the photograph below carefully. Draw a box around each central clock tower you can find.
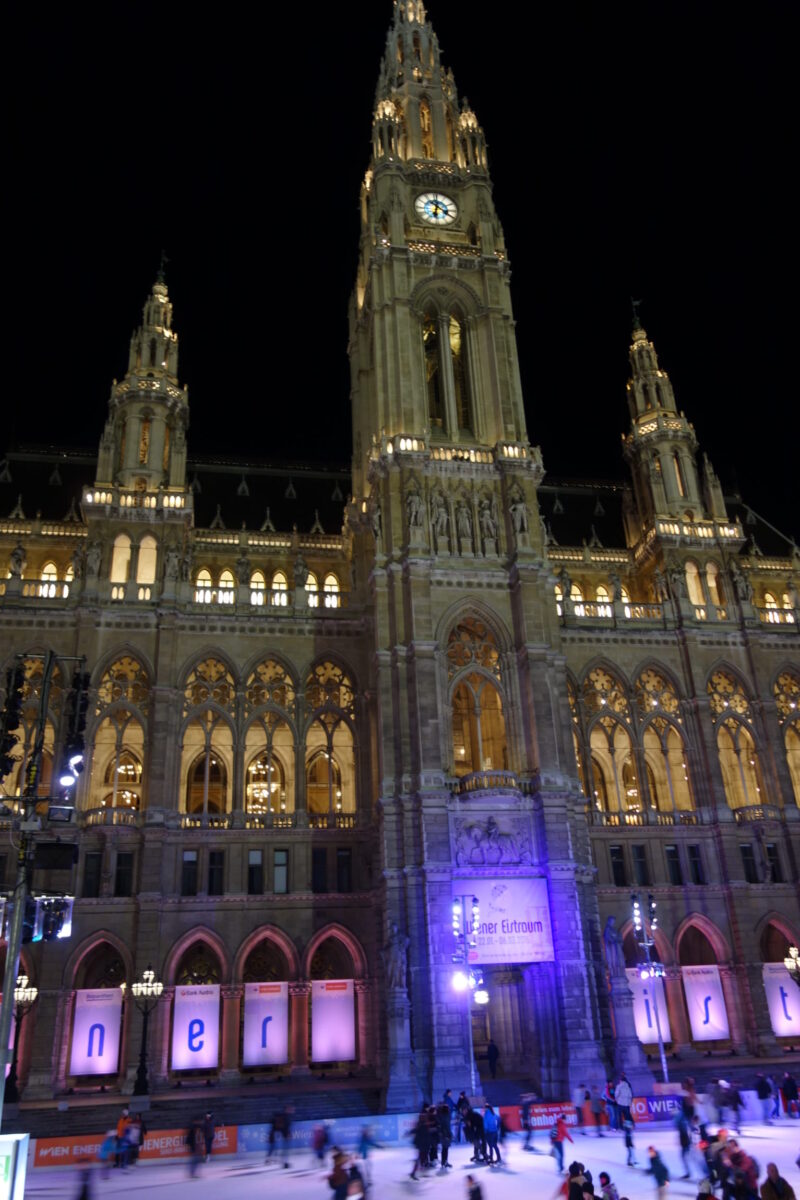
[350,1,613,1105]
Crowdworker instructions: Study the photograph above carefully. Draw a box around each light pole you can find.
[631,892,669,1084]
[784,945,800,991]
[452,894,489,1097]
[131,966,163,1095]
[4,974,38,1104]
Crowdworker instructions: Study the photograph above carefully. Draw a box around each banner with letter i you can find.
[171,985,220,1071]
[625,968,672,1043]
[681,965,730,1041]
[242,982,289,1066]
[69,988,123,1075]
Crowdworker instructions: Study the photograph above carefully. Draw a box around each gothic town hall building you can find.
[1,1,798,1114]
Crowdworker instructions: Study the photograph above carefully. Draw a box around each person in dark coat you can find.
[437,1099,453,1168]
[410,1109,431,1180]
[201,1112,216,1163]
[487,1038,500,1079]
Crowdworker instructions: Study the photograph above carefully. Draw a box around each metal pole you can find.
[0,651,57,1129]
[636,895,669,1085]
[133,1005,151,1096]
[4,1005,23,1104]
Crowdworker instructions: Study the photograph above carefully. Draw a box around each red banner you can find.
[34,1124,237,1169]
[500,1102,579,1132]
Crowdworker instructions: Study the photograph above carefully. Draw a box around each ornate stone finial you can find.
[157,249,169,285]
[631,296,644,331]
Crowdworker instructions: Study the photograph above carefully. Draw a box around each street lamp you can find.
[452,895,490,1096]
[631,892,669,1084]
[131,965,163,1096]
[784,945,800,991]
[4,974,38,1103]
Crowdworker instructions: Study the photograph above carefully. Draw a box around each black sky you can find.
[7,1,797,537]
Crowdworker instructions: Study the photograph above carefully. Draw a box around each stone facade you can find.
[0,1,798,1109]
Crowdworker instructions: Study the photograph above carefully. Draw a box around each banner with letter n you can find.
[762,962,800,1036]
[242,982,289,1066]
[69,989,122,1075]
[171,984,220,1071]
[681,965,729,1041]
[311,979,355,1062]
[625,968,672,1043]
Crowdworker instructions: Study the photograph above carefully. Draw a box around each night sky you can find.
[7,2,797,537]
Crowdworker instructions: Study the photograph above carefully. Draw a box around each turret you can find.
[95,271,189,493]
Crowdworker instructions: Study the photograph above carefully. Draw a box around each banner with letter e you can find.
[681,965,729,1041]
[69,988,122,1075]
[311,979,355,1062]
[171,984,220,1071]
[762,962,800,1036]
[242,982,289,1066]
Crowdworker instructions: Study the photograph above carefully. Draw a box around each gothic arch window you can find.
[218,569,235,605]
[91,710,145,810]
[423,314,444,427]
[323,573,340,608]
[245,746,287,814]
[245,659,296,719]
[582,665,630,719]
[175,941,221,986]
[2,657,64,801]
[554,584,563,616]
[194,568,213,603]
[673,452,687,498]
[449,314,472,433]
[136,535,158,586]
[419,96,433,157]
[310,935,355,980]
[446,617,502,682]
[243,660,296,813]
[595,585,612,617]
[588,716,637,813]
[76,943,126,990]
[685,560,704,606]
[305,661,356,814]
[38,561,59,598]
[451,674,507,776]
[570,583,585,617]
[774,669,800,805]
[250,570,265,606]
[306,571,319,607]
[761,923,792,964]
[634,666,681,721]
[271,570,288,607]
[243,939,289,984]
[96,655,149,715]
[185,735,229,814]
[183,658,236,717]
[678,925,717,967]
[706,561,724,607]
[642,718,694,813]
[109,535,131,584]
[708,668,764,810]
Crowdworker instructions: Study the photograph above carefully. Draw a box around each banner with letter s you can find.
[242,982,289,1066]
[311,979,355,1062]
[171,985,220,1071]
[762,962,800,1036]
[681,965,729,1041]
[69,989,122,1076]
[625,968,672,1043]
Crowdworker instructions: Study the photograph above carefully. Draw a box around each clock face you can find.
[415,192,458,226]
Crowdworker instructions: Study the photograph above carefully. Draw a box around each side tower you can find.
[350,1,615,1103]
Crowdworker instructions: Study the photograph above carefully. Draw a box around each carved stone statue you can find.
[86,541,102,577]
[668,564,687,600]
[456,500,472,540]
[431,492,449,537]
[8,542,26,578]
[603,915,626,979]
[180,550,193,583]
[729,560,753,603]
[164,544,180,581]
[383,923,409,990]
[479,499,497,539]
[608,571,622,602]
[371,500,382,541]
[652,568,668,602]
[236,553,251,586]
[406,488,424,529]
[293,553,308,589]
[559,566,572,599]
[510,489,528,533]
[70,544,85,580]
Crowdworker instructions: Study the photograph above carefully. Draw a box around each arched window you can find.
[708,669,764,810]
[109,535,131,585]
[271,570,288,607]
[185,740,229,814]
[634,666,681,720]
[138,416,151,464]
[423,315,443,427]
[323,573,340,608]
[449,315,472,433]
[76,942,127,991]
[419,97,433,157]
[38,561,59,598]
[673,453,687,498]
[243,939,290,984]
[763,592,778,609]
[175,941,221,986]
[588,717,636,813]
[774,670,800,806]
[595,585,611,617]
[678,925,717,967]
[643,719,694,812]
[554,584,563,615]
[218,569,235,605]
[250,570,265,606]
[194,568,213,603]
[706,562,724,607]
[245,658,296,718]
[582,665,630,718]
[685,561,704,606]
[451,674,507,775]
[305,661,356,815]
[570,583,585,617]
[1,658,63,800]
[91,710,145,810]
[306,571,319,608]
[136,535,158,585]
[246,748,287,813]
[183,658,235,715]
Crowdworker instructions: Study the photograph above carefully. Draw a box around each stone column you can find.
[154,986,174,1087]
[664,968,692,1054]
[607,973,655,1095]
[384,985,419,1110]
[719,964,748,1054]
[220,985,242,1082]
[354,978,373,1074]
[438,314,459,438]
[290,982,311,1075]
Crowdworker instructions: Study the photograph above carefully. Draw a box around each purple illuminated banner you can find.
[242,982,289,1067]
[69,988,122,1076]
[625,969,672,1043]
[311,979,355,1062]
[171,985,220,1071]
[682,965,729,1041]
[0,998,14,1079]
[762,963,800,1037]
[457,877,554,964]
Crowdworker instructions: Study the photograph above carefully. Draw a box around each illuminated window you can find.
[250,570,265,606]
[717,720,764,810]
[138,416,151,465]
[306,749,343,814]
[91,711,145,811]
[423,315,443,427]
[323,573,340,608]
[271,570,288,607]
[643,718,694,812]
[194,568,212,603]
[706,562,724,607]
[419,97,433,157]
[452,674,507,776]
[673,453,687,498]
[554,584,563,615]
[685,561,704,606]
[186,746,227,814]
[595,585,612,617]
[570,584,584,617]
[450,315,472,433]
[246,750,286,814]
[305,661,356,813]
[774,670,800,806]
[136,535,158,585]
[218,569,235,605]
[109,535,131,585]
[38,561,59,598]
[306,571,319,607]
[763,592,777,609]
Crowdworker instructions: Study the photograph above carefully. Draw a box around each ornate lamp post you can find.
[131,966,163,1096]
[631,892,669,1083]
[784,945,800,991]
[4,974,38,1103]
[452,895,490,1096]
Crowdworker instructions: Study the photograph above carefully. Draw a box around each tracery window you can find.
[419,97,433,157]
[685,561,704,606]
[446,617,501,682]
[423,315,444,427]
[582,666,630,719]
[708,669,764,810]
[183,658,235,716]
[634,667,680,720]
[245,659,296,718]
[707,669,752,721]
[176,942,221,986]
[271,570,288,607]
[567,678,588,796]
[452,673,507,776]
[589,716,637,813]
[706,562,724,607]
[774,669,800,805]
[323,573,340,608]
[91,709,145,810]
[449,316,472,432]
[96,655,149,715]
[305,661,356,813]
[184,715,231,814]
[306,661,355,717]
